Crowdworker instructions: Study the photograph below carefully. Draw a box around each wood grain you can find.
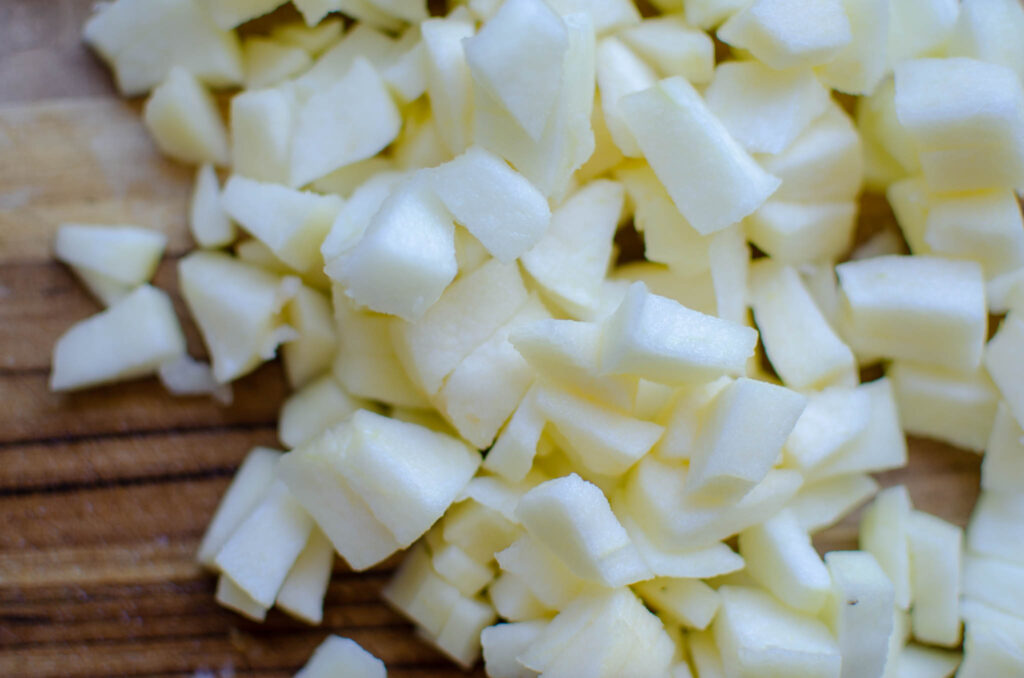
[0,3,982,677]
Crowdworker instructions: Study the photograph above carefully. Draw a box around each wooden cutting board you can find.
[0,2,981,676]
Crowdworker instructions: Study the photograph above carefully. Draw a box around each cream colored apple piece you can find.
[520,179,623,318]
[143,66,229,166]
[925,190,1024,280]
[787,474,879,534]
[483,387,545,482]
[813,378,907,478]
[680,0,747,28]
[746,200,857,264]
[229,87,294,185]
[242,37,310,89]
[332,173,458,320]
[620,514,745,580]
[611,263,718,317]
[516,474,650,587]
[947,0,1024,82]
[713,586,841,678]
[739,509,831,614]
[487,572,549,622]
[962,554,1024,621]
[421,16,475,155]
[892,643,961,678]
[907,510,963,647]
[70,267,131,307]
[857,77,921,176]
[686,378,806,504]
[985,313,1024,429]
[652,377,731,462]
[707,224,748,326]
[270,18,343,54]
[817,0,888,94]
[275,528,334,625]
[577,93,626,183]
[321,171,407,267]
[750,260,857,390]
[428,146,551,262]
[278,375,365,450]
[205,0,285,29]
[601,282,758,385]
[533,383,663,478]
[294,635,385,678]
[894,58,1024,192]
[635,578,720,631]
[381,35,427,106]
[54,223,166,287]
[760,103,863,202]
[981,404,1024,493]
[392,104,451,171]
[595,37,657,157]
[784,388,871,474]
[495,535,593,610]
[312,155,395,200]
[362,0,428,24]
[433,296,548,448]
[221,175,342,275]
[967,490,1024,566]
[706,61,830,155]
[718,0,851,69]
[546,0,641,35]
[859,485,912,610]
[214,480,314,607]
[330,292,430,409]
[510,318,637,412]
[957,622,1024,678]
[157,354,232,404]
[688,628,726,678]
[281,285,336,390]
[823,551,894,678]
[888,361,998,452]
[196,447,281,567]
[382,543,461,637]
[887,0,959,66]
[82,0,242,96]
[289,58,400,188]
[620,76,780,235]
[430,595,498,669]
[50,285,186,392]
[189,164,234,249]
[215,575,267,621]
[291,23,399,96]
[481,621,546,678]
[393,260,526,394]
[619,15,714,83]
[837,255,987,371]
[178,251,294,383]
[431,543,494,598]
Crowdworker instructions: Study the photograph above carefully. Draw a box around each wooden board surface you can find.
[0,3,982,677]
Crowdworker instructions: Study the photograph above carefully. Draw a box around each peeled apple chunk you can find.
[717,0,852,70]
[822,551,894,678]
[515,473,650,587]
[817,0,889,95]
[983,313,1024,430]
[618,15,714,84]
[923,189,1024,281]
[947,0,1024,83]
[50,285,186,391]
[481,621,546,678]
[739,509,831,614]
[966,491,1024,567]
[783,388,871,474]
[294,635,386,678]
[177,251,294,383]
[887,0,959,67]
[620,76,781,235]
[713,585,842,678]
[600,281,758,386]
[54,224,166,287]
[82,0,242,95]
[836,255,987,372]
[906,510,963,647]
[143,66,230,166]
[189,164,235,249]
[744,200,857,265]
[595,36,658,158]
[229,87,295,184]
[981,404,1024,494]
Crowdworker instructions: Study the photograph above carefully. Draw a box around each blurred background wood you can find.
[0,2,980,676]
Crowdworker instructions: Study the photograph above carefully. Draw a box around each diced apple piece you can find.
[893,644,961,678]
[817,0,888,94]
[332,174,457,320]
[429,146,551,262]
[957,623,1024,678]
[430,595,498,669]
[214,481,314,607]
[739,509,831,614]
[635,577,720,630]
[242,37,311,89]
[888,361,998,452]
[924,189,1024,280]
[596,37,657,157]
[516,474,650,587]
[887,0,959,66]
[82,0,242,96]
[894,58,1024,192]
[322,171,408,266]
[706,224,749,326]
[784,388,871,473]
[54,223,166,287]
[687,378,805,504]
[718,0,851,70]
[481,621,546,678]
[189,165,234,249]
[229,87,295,185]
[278,375,366,449]
[967,490,1024,566]
[907,510,962,647]
[421,16,475,155]
[281,286,336,389]
[823,551,894,678]
[157,353,232,403]
[981,404,1024,493]
[984,313,1024,429]
[619,15,714,83]
[289,58,401,188]
[484,388,546,482]
[788,474,879,534]
[620,77,780,235]
[71,268,131,307]
[706,61,830,155]
[520,180,623,318]
[947,0,1024,83]
[487,573,550,622]
[197,447,281,567]
[859,485,912,610]
[745,200,857,265]
[547,0,641,35]
[215,575,267,621]
[383,543,462,636]
[689,628,727,678]
[534,383,664,478]
[713,586,842,678]
[271,18,343,54]
[651,377,731,462]
[294,635,385,678]
[601,282,758,385]
[206,0,284,30]
[441,500,521,567]
[143,67,229,166]
[496,535,593,610]
[276,528,334,625]
[750,261,856,390]
[292,23,398,94]
[621,515,745,579]
[431,543,494,598]
[50,285,186,391]
[962,554,1024,620]
[837,255,987,371]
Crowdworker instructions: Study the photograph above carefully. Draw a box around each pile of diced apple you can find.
[45,0,1024,674]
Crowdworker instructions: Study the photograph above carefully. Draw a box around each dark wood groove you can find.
[0,422,277,453]
[0,467,240,499]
